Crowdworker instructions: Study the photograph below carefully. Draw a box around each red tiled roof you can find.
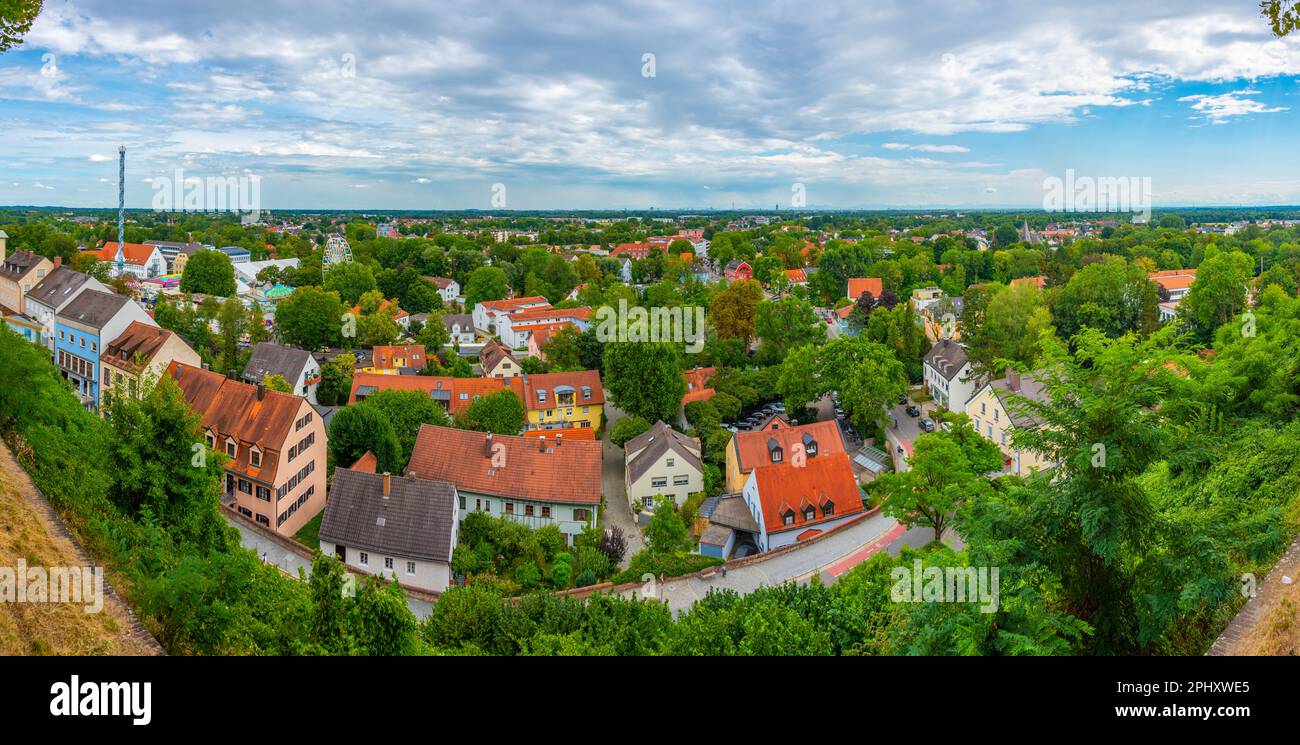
[406,425,601,505]
[732,419,848,474]
[102,321,177,374]
[681,367,717,406]
[785,268,808,284]
[509,306,591,323]
[521,427,596,440]
[1149,269,1196,291]
[86,242,159,266]
[479,296,550,314]
[519,370,604,411]
[750,453,864,535]
[371,344,426,370]
[351,450,378,473]
[167,362,310,485]
[847,277,883,299]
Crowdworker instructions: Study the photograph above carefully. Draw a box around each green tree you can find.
[275,286,344,350]
[180,250,237,297]
[609,416,652,447]
[710,280,765,342]
[1180,250,1252,342]
[464,266,509,309]
[357,389,451,470]
[261,373,292,393]
[878,432,994,543]
[458,389,526,435]
[964,281,1054,376]
[1,0,44,52]
[323,262,378,306]
[645,497,689,553]
[329,404,401,473]
[755,296,824,364]
[603,336,686,424]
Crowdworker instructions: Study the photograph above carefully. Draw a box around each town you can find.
[1,0,1299,672]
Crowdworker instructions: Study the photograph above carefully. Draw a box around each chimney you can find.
[227,368,237,380]
[539,435,548,452]
[483,432,494,458]
[382,471,391,497]
[53,256,62,269]
[1006,370,1022,392]
[256,382,266,401]
[554,433,562,446]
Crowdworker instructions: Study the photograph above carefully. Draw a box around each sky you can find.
[2,0,1300,211]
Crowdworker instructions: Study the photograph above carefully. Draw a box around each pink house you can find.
[168,362,328,536]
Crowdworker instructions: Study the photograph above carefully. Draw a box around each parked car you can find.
[905,405,921,417]
[898,394,909,405]
[919,418,935,433]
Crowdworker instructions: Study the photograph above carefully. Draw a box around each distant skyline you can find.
[3,1,1300,210]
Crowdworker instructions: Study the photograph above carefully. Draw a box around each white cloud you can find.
[1177,88,1288,123]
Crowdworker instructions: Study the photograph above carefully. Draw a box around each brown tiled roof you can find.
[477,340,516,370]
[103,321,177,374]
[319,469,458,563]
[351,451,378,473]
[847,277,883,299]
[750,453,863,535]
[731,419,847,474]
[406,425,601,505]
[167,362,310,484]
[625,420,701,486]
[0,250,46,281]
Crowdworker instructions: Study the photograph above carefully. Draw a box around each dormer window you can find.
[250,448,261,468]
[802,433,818,457]
[225,438,237,458]
[782,509,795,527]
[804,507,816,522]
[822,500,835,517]
[768,438,783,463]
[537,390,547,403]
[205,433,216,449]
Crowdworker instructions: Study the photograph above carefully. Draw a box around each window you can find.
[226,440,236,458]
[359,552,369,565]
[505,502,514,514]
[573,508,591,522]
[642,496,654,509]
[994,409,999,422]
[980,402,986,414]
[651,477,667,488]
[822,503,835,517]
[256,486,270,501]
[673,475,689,486]
[1000,429,1007,445]
[525,505,535,517]
[238,506,252,518]
[384,557,394,570]
[804,508,815,521]
[250,449,261,468]
[406,561,416,575]
[79,337,85,348]
[666,458,675,467]
[206,433,216,449]
[256,513,269,526]
[541,506,551,519]
[783,511,795,527]
[986,424,993,438]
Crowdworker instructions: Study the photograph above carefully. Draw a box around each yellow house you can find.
[519,371,604,431]
[357,344,426,375]
[964,370,1055,477]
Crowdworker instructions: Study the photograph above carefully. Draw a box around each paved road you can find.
[599,403,645,569]
[619,509,902,614]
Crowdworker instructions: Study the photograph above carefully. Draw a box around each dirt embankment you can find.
[0,440,161,656]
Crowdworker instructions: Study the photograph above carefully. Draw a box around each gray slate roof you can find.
[242,342,312,384]
[625,420,702,486]
[988,371,1050,428]
[0,250,45,282]
[924,339,969,381]
[319,469,458,563]
[58,288,128,329]
[27,267,92,311]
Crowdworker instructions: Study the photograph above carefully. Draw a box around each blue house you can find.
[54,289,154,410]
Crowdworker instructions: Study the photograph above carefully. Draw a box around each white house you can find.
[738,452,864,552]
[922,339,976,414]
[23,267,109,351]
[427,276,460,304]
[241,342,322,404]
[442,313,476,346]
[623,420,704,512]
[318,468,459,593]
[82,242,166,279]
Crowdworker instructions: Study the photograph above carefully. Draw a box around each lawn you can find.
[294,510,324,551]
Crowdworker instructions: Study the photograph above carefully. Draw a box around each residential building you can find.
[81,242,166,279]
[520,370,604,431]
[241,342,322,404]
[681,366,717,407]
[0,247,54,317]
[1149,269,1197,322]
[318,469,459,593]
[350,298,410,331]
[442,313,476,345]
[144,240,206,273]
[363,344,426,375]
[168,243,207,275]
[101,321,201,400]
[784,268,808,286]
[54,289,155,410]
[478,340,519,378]
[471,295,549,335]
[426,276,460,304]
[964,369,1055,477]
[738,453,864,552]
[24,267,110,351]
[496,306,590,349]
[697,494,761,559]
[724,418,848,492]
[624,420,704,511]
[723,260,753,282]
[169,362,328,536]
[406,425,601,545]
[217,246,252,264]
[349,373,517,418]
[922,339,975,414]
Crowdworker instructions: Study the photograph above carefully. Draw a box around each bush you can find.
[613,550,723,585]
[574,569,599,588]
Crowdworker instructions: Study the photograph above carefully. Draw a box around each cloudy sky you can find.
[2,0,1300,210]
